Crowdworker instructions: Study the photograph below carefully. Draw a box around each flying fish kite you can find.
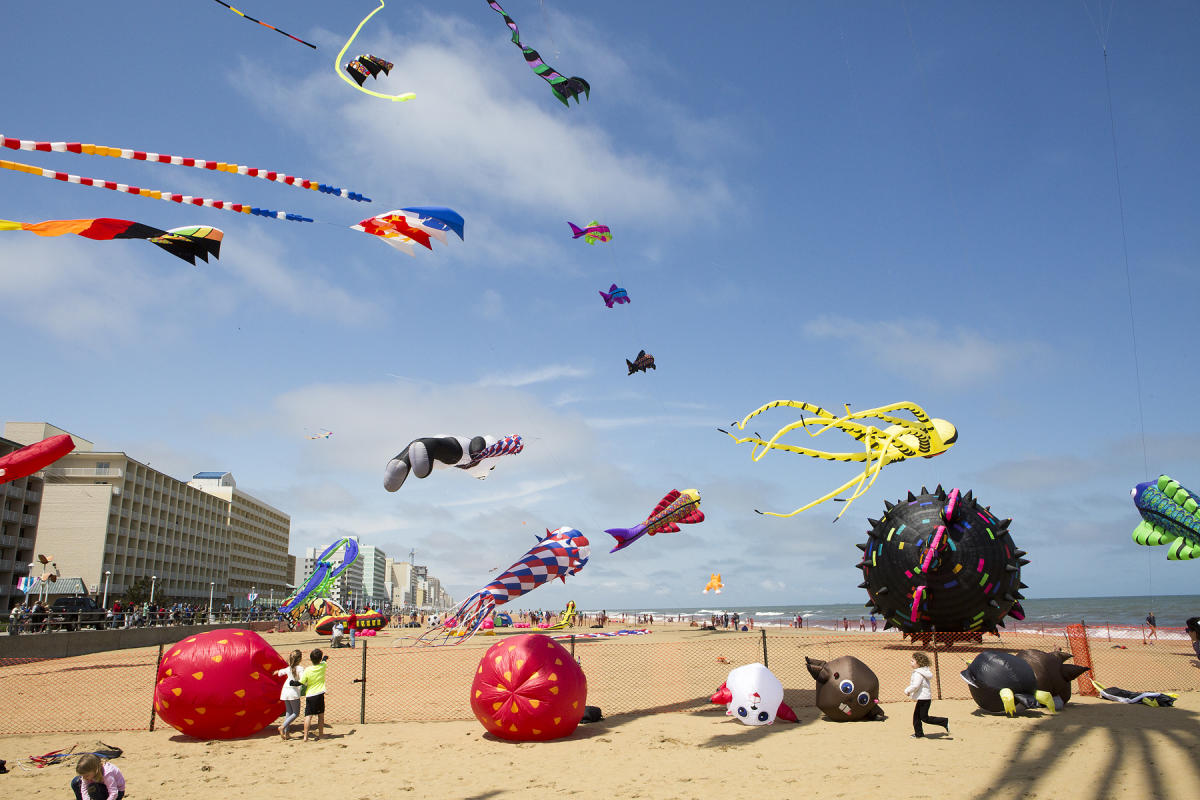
[568,221,611,244]
[354,207,465,256]
[486,0,590,106]
[1,218,222,265]
[599,284,629,307]
[606,489,704,553]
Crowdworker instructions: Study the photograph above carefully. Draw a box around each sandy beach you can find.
[3,623,1199,798]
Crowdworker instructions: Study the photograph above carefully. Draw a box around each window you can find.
[95,462,110,475]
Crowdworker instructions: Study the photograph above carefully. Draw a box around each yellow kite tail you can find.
[335,1,416,101]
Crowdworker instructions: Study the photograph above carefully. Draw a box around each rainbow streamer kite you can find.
[0,218,223,265]
[0,158,312,222]
[210,0,317,49]
[1,135,368,202]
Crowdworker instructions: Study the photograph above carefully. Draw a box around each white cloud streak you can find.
[803,315,1046,386]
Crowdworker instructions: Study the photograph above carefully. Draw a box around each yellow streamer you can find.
[335,1,415,102]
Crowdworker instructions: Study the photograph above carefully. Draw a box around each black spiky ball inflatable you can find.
[856,486,1029,634]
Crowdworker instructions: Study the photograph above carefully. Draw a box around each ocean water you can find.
[584,595,1200,630]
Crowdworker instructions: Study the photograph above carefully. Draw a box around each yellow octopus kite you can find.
[719,400,957,520]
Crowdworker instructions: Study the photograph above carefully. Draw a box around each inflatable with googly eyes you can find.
[805,656,886,722]
[710,663,798,726]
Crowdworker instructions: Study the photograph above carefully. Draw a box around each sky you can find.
[2,1,1198,609]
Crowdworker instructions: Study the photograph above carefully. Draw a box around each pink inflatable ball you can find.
[153,629,286,740]
[514,622,531,628]
[470,634,587,741]
[480,618,495,630]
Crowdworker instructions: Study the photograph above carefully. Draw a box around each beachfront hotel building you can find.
[0,434,43,609]
[187,472,291,605]
[386,557,413,607]
[360,544,389,609]
[3,422,291,607]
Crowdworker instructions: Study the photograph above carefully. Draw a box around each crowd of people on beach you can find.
[6,599,282,635]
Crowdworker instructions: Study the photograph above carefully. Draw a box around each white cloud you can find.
[217,229,380,324]
[231,12,734,237]
[476,364,591,388]
[803,315,1045,386]
[0,236,206,345]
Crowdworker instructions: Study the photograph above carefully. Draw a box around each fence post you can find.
[569,635,575,659]
[932,634,942,700]
[360,640,368,724]
[149,643,164,731]
[761,629,768,668]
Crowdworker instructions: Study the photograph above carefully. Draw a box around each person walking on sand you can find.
[1146,611,1158,643]
[274,649,305,740]
[72,753,125,800]
[904,652,948,738]
[347,608,358,648]
[301,648,329,741]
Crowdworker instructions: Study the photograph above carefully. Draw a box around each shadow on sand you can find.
[968,700,1200,800]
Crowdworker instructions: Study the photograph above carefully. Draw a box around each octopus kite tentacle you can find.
[334,1,415,102]
[720,400,957,520]
[486,0,590,106]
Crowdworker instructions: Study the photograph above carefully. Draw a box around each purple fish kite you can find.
[599,284,630,308]
[568,221,612,244]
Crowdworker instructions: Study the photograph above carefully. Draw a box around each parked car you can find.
[49,596,104,631]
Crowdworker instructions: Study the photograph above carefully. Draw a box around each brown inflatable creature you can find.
[1017,649,1091,711]
[806,655,886,721]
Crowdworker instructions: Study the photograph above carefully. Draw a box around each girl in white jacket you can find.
[275,649,306,740]
[904,652,949,738]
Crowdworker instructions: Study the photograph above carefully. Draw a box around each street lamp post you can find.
[208,582,215,623]
[150,575,157,604]
[102,571,112,608]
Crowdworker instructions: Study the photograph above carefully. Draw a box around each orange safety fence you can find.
[2,624,1197,735]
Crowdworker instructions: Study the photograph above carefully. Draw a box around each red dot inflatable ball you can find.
[154,629,286,740]
[470,633,586,741]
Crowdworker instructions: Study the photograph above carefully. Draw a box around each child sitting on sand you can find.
[72,753,124,800]
[301,648,329,741]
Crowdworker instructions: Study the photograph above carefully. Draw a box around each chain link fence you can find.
[3,625,1197,735]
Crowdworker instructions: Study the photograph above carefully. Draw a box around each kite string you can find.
[1083,1,1153,601]
[334,0,416,102]
[539,0,562,61]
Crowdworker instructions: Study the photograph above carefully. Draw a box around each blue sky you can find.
[2,1,1198,609]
